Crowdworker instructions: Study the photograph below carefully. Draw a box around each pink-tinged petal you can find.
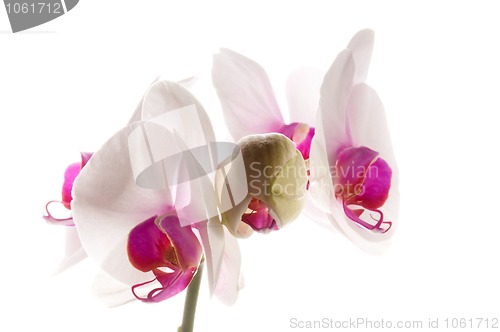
[156,214,202,268]
[355,157,392,210]
[347,29,375,84]
[214,227,243,305]
[72,122,174,286]
[319,49,356,166]
[285,67,323,126]
[212,48,284,141]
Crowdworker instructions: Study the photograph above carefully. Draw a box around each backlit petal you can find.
[214,227,243,305]
[212,48,284,140]
[347,29,374,84]
[318,49,355,166]
[285,67,323,126]
[72,122,173,286]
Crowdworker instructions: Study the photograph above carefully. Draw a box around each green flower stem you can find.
[178,257,205,332]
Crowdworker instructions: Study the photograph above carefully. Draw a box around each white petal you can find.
[214,227,243,305]
[72,122,173,286]
[141,80,215,143]
[212,48,284,141]
[347,29,375,84]
[127,77,160,124]
[92,269,138,307]
[308,129,335,215]
[196,218,224,296]
[285,67,323,126]
[301,192,339,233]
[318,49,355,165]
[54,227,87,274]
[128,77,198,125]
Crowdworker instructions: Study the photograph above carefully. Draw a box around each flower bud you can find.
[220,133,307,237]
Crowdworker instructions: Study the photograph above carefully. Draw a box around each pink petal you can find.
[285,67,323,126]
[212,48,284,141]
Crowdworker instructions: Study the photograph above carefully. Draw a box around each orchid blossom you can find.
[212,49,322,231]
[71,80,243,305]
[309,29,399,254]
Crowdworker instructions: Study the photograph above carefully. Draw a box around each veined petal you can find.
[347,29,375,84]
[72,122,174,286]
[214,227,243,305]
[195,218,224,296]
[212,48,284,140]
[285,67,323,126]
[319,49,355,166]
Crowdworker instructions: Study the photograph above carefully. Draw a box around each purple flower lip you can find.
[127,214,202,303]
[335,146,392,233]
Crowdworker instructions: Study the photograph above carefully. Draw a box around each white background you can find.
[1,1,499,331]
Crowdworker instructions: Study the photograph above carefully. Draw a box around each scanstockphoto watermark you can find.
[289,317,500,330]
[289,317,425,329]
[3,0,79,33]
